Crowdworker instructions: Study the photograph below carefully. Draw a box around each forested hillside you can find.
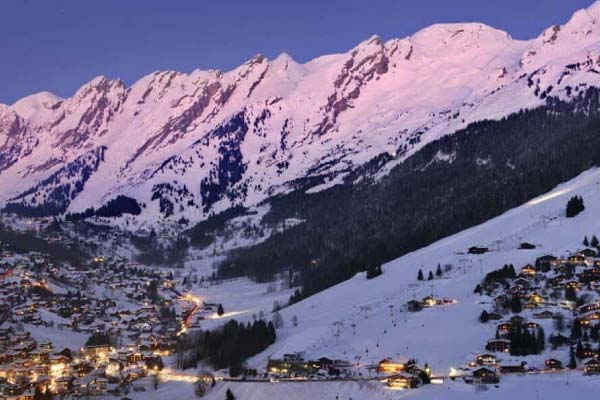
[217,88,600,302]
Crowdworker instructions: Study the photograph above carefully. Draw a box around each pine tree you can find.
[571,318,582,340]
[568,345,577,369]
[536,327,545,353]
[576,340,584,359]
[217,304,225,316]
[591,325,599,342]
[510,296,522,314]
[427,271,434,280]
[566,196,585,218]
[593,235,599,248]
[417,269,424,281]
[584,236,590,247]
[226,388,236,400]
[436,264,442,277]
[565,286,577,302]
[479,310,489,323]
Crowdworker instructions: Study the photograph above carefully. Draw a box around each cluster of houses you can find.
[0,325,167,398]
[469,248,600,383]
[265,353,432,390]
[0,248,215,398]
[266,352,355,379]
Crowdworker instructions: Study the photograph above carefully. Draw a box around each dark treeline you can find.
[185,206,249,248]
[0,221,87,265]
[175,319,276,376]
[131,230,188,268]
[566,195,585,218]
[483,264,517,283]
[214,87,600,303]
[506,326,545,356]
[65,195,142,221]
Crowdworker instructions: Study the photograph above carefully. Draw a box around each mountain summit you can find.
[3,3,600,229]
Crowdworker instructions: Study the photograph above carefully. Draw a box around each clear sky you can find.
[0,0,595,104]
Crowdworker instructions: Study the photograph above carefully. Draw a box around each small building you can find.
[476,353,497,366]
[469,247,489,255]
[499,362,526,374]
[533,310,554,319]
[378,359,404,374]
[520,264,536,277]
[472,367,499,384]
[387,373,421,389]
[584,359,600,375]
[545,359,563,370]
[486,339,510,353]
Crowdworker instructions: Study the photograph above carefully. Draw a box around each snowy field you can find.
[181,257,295,330]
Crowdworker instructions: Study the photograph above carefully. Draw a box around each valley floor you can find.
[115,372,600,400]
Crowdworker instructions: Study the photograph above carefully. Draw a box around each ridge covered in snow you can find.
[4,2,600,227]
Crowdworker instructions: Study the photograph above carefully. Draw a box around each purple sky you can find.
[0,0,594,104]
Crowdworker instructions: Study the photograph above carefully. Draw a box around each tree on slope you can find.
[226,388,235,400]
[417,269,424,281]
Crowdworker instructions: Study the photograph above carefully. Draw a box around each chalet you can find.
[513,278,531,288]
[579,302,600,314]
[533,310,554,319]
[469,246,489,255]
[472,367,499,384]
[387,373,421,389]
[494,295,508,305]
[523,301,539,310]
[499,362,526,374]
[582,343,596,359]
[519,242,536,250]
[529,293,545,304]
[535,255,556,268]
[565,280,582,291]
[568,254,586,264]
[486,339,510,353]
[54,376,75,394]
[476,353,497,366]
[559,300,575,310]
[82,344,111,358]
[545,359,563,370]
[525,322,540,330]
[584,359,600,375]
[267,357,317,377]
[406,300,423,312]
[497,322,512,335]
[404,364,423,376]
[378,359,404,374]
[520,264,536,277]
[578,249,597,258]
[510,315,524,326]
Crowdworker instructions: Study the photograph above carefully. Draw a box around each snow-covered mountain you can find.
[4,2,600,227]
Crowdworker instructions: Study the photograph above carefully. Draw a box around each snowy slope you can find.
[119,373,600,400]
[4,3,600,227]
[250,166,600,373]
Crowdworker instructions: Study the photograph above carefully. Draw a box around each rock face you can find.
[4,3,600,228]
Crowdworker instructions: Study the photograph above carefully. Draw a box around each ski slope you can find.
[249,167,600,374]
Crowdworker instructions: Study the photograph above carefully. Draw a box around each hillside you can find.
[248,166,600,373]
[4,3,600,230]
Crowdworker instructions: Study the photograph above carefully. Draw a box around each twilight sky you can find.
[0,0,595,104]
